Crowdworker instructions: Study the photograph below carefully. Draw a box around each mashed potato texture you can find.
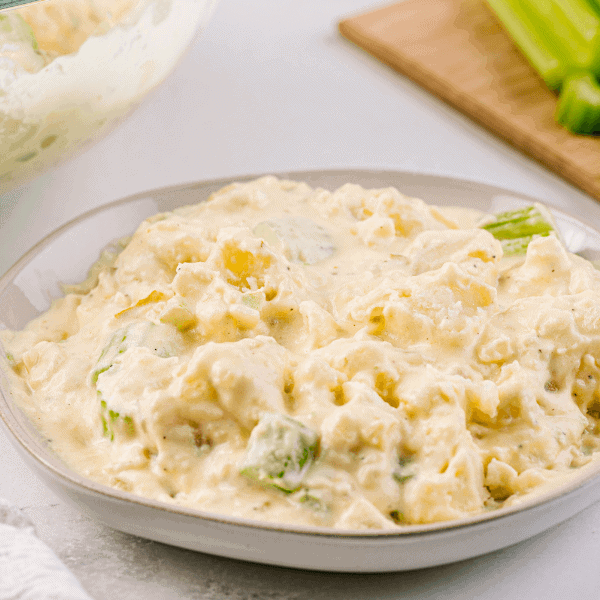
[3,176,600,529]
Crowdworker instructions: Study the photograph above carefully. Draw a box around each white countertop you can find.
[2,1,600,597]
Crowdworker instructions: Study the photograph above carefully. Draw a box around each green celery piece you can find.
[294,487,330,513]
[0,13,39,51]
[588,0,600,15]
[100,399,116,441]
[92,321,183,440]
[242,292,262,310]
[523,0,600,72]
[91,327,130,384]
[481,205,554,240]
[389,510,405,524]
[392,455,416,484]
[99,396,135,442]
[486,0,565,88]
[561,0,600,35]
[487,0,600,86]
[91,321,182,384]
[240,413,319,493]
[487,0,600,135]
[481,204,557,257]
[566,0,600,73]
[556,71,600,133]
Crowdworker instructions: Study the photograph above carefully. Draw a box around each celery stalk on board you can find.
[486,0,600,134]
[556,72,600,133]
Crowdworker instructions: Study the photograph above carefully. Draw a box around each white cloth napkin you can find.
[0,498,93,600]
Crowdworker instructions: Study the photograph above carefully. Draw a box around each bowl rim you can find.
[2,167,600,539]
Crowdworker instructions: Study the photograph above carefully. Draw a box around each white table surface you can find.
[2,1,600,598]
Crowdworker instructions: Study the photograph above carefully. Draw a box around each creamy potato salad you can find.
[3,177,600,529]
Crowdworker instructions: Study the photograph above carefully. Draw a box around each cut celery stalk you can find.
[486,0,600,134]
[240,413,319,493]
[0,13,39,51]
[481,205,554,239]
[293,487,330,513]
[92,328,129,384]
[480,203,558,256]
[556,72,600,133]
[99,397,134,441]
[0,12,47,74]
[241,292,262,311]
[91,321,182,384]
[523,0,597,70]
[486,0,565,88]
[92,321,184,440]
[392,455,416,484]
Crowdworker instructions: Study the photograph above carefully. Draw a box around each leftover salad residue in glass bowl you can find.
[0,0,219,194]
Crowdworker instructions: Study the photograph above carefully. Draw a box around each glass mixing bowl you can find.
[0,0,220,195]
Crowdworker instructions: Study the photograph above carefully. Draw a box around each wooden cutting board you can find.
[339,0,600,201]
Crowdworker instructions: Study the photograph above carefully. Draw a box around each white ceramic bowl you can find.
[2,169,600,572]
[0,0,220,194]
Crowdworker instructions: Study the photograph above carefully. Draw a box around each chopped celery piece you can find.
[389,510,405,524]
[100,400,112,440]
[99,396,135,441]
[487,0,600,78]
[92,328,130,384]
[392,455,416,484]
[556,72,600,134]
[0,13,39,51]
[93,321,183,440]
[253,217,335,265]
[0,13,46,74]
[242,292,262,311]
[480,203,557,256]
[240,413,319,492]
[4,351,15,366]
[481,205,554,239]
[521,0,600,71]
[486,0,600,134]
[123,416,135,434]
[486,0,565,88]
[293,487,330,513]
[91,321,182,384]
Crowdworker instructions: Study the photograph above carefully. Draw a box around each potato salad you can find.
[3,176,600,529]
